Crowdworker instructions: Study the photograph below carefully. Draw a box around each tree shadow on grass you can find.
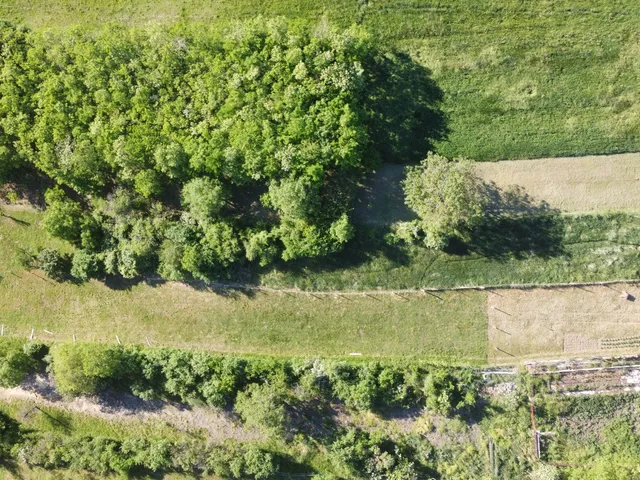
[446,182,566,260]
[258,224,412,284]
[364,51,448,164]
[1,166,54,210]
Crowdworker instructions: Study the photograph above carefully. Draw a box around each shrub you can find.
[423,369,479,416]
[70,250,99,281]
[0,410,22,457]
[50,343,132,396]
[42,188,83,244]
[206,441,278,479]
[0,339,39,387]
[328,428,421,479]
[235,382,289,437]
[328,362,380,411]
[37,248,69,280]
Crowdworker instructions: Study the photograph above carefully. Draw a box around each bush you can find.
[328,429,422,479]
[0,410,22,458]
[206,441,278,479]
[50,343,133,396]
[0,339,40,387]
[70,250,99,281]
[37,248,69,280]
[423,369,479,416]
[235,381,289,437]
[42,188,83,244]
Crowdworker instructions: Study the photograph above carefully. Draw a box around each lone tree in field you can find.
[403,153,486,249]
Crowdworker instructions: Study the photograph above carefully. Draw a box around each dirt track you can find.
[0,374,262,442]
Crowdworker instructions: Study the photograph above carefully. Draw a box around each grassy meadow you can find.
[0,211,488,362]
[2,0,640,161]
[263,213,640,290]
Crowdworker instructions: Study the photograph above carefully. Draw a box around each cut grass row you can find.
[2,0,639,161]
[0,211,488,362]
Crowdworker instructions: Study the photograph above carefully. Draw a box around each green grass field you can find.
[5,205,640,362]
[262,213,640,290]
[2,0,639,161]
[0,211,488,362]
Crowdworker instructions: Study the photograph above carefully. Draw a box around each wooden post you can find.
[145,336,151,347]
[115,335,121,345]
[489,438,496,477]
[72,333,76,344]
[29,328,34,340]
[1,324,4,336]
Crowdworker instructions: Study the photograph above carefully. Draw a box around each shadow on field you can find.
[446,183,565,260]
[482,182,555,217]
[365,51,448,164]
[261,225,412,283]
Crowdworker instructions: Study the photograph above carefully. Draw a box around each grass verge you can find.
[263,213,640,290]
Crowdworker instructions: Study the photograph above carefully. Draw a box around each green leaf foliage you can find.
[0,339,44,387]
[0,19,441,280]
[403,153,486,249]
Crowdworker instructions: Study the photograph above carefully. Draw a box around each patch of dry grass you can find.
[476,153,640,214]
[487,283,640,363]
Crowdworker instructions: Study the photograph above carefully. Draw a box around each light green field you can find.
[0,211,487,362]
[1,0,639,161]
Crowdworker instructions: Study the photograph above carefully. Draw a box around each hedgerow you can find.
[45,343,480,418]
[15,433,279,479]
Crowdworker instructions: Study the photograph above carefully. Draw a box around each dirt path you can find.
[0,375,262,442]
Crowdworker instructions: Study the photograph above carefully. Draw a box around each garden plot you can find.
[488,283,640,363]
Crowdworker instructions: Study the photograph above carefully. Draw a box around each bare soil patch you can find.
[488,283,640,363]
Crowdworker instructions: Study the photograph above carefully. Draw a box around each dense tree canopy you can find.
[403,153,486,249]
[0,19,440,280]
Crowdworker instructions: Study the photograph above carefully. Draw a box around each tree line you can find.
[0,339,480,419]
[0,339,480,478]
[0,19,445,281]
